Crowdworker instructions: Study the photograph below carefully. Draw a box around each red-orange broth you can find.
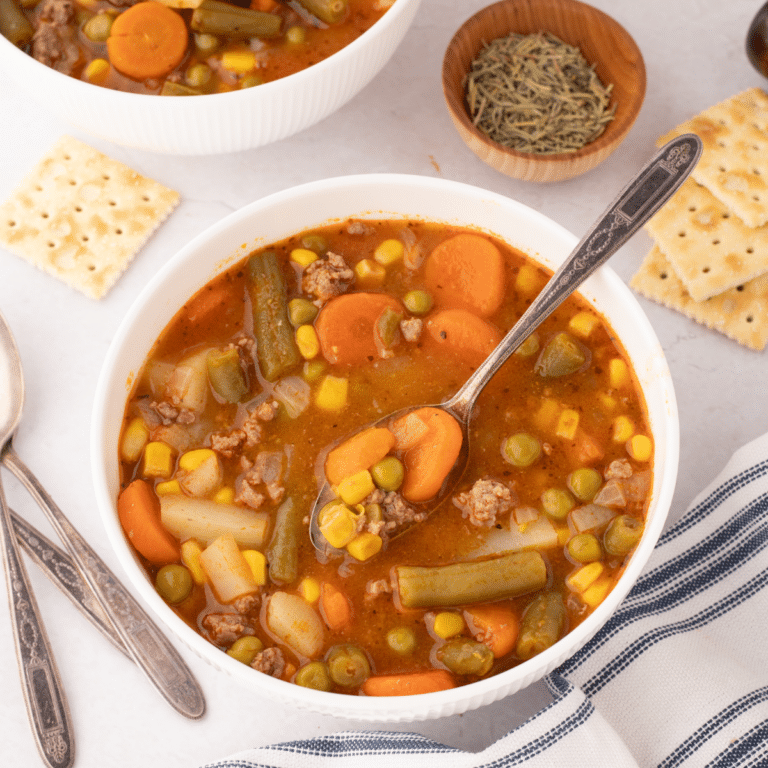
[117,218,652,696]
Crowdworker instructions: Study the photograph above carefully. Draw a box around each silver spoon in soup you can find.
[309,134,702,553]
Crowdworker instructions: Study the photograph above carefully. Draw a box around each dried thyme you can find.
[464,31,617,155]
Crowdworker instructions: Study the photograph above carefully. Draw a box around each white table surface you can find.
[0,1,766,765]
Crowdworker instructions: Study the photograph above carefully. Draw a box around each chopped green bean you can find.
[300,233,329,253]
[266,498,302,584]
[535,332,587,377]
[376,306,403,349]
[161,81,203,96]
[516,592,566,660]
[191,1,281,39]
[207,348,248,403]
[604,515,644,556]
[295,0,347,24]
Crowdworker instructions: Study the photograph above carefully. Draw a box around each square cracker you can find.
[657,88,768,228]
[645,177,768,301]
[630,244,768,351]
[0,136,179,299]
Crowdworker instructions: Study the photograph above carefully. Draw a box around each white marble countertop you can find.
[0,0,766,765]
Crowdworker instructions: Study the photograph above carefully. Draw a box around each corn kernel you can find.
[556,525,571,546]
[337,470,375,506]
[374,239,404,265]
[515,264,540,294]
[181,540,206,585]
[581,576,612,607]
[346,532,383,561]
[533,398,559,431]
[156,479,182,495]
[318,503,358,549]
[84,58,110,84]
[298,576,321,603]
[221,50,257,73]
[295,324,320,359]
[121,417,149,462]
[242,550,267,585]
[285,24,305,44]
[432,611,464,639]
[627,434,653,461]
[315,375,348,411]
[609,358,629,389]
[354,258,386,288]
[598,392,617,411]
[213,486,235,504]
[142,441,174,478]
[555,409,580,440]
[566,562,604,593]
[302,360,326,381]
[612,415,634,443]
[179,448,217,472]
[290,247,318,268]
[568,311,600,338]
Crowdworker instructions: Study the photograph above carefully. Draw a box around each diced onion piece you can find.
[570,503,615,533]
[273,376,310,418]
[266,592,324,658]
[166,349,210,413]
[178,450,223,497]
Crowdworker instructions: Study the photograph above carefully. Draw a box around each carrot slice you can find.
[424,308,502,368]
[325,427,395,486]
[315,293,403,365]
[362,670,456,696]
[107,1,188,81]
[424,234,505,317]
[399,407,462,503]
[320,582,352,631]
[117,479,180,564]
[465,604,519,658]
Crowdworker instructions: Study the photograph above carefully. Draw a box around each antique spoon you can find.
[746,1,768,78]
[309,133,702,552]
[0,309,206,723]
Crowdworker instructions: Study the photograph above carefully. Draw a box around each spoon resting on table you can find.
[309,133,702,553]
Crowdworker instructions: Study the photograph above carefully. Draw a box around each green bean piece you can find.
[370,456,404,492]
[82,12,113,42]
[0,0,33,46]
[566,533,602,563]
[186,62,212,89]
[295,0,347,24]
[403,290,433,316]
[514,333,540,357]
[502,433,541,467]
[516,592,566,661]
[194,32,220,54]
[438,638,494,676]
[266,499,302,584]
[155,564,193,604]
[161,81,203,96]
[207,348,248,403]
[288,297,319,327]
[535,332,587,377]
[541,488,575,520]
[295,661,333,691]
[247,250,301,381]
[240,75,263,88]
[191,1,282,39]
[364,502,383,525]
[302,359,326,381]
[604,515,644,556]
[227,635,263,664]
[567,467,602,501]
[326,644,370,687]
[376,306,403,349]
[386,626,417,655]
[300,233,328,254]
[396,551,547,609]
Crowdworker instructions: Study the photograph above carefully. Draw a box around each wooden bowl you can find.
[442,0,646,182]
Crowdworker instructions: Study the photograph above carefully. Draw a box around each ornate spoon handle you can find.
[2,445,206,720]
[0,478,74,768]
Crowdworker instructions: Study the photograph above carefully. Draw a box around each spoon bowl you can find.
[309,134,702,552]
[746,1,768,77]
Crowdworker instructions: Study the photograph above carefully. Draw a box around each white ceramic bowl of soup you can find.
[92,173,678,721]
[0,0,420,155]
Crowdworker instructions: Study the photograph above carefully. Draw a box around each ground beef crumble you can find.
[250,646,285,678]
[150,400,195,426]
[301,252,354,305]
[201,613,254,646]
[454,479,516,527]
[400,317,423,342]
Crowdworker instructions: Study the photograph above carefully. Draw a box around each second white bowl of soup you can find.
[92,173,678,721]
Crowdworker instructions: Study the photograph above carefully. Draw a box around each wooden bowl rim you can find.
[442,0,647,167]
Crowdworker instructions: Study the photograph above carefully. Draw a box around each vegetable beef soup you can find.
[117,219,653,696]
[2,0,391,95]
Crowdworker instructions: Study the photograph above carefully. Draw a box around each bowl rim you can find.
[91,172,678,720]
[441,0,647,166]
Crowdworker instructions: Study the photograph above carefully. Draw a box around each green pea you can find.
[240,75,264,89]
[194,32,220,54]
[295,660,333,691]
[227,636,263,665]
[82,12,113,41]
[604,515,644,556]
[541,488,575,520]
[514,333,540,357]
[502,433,542,467]
[370,456,404,491]
[285,24,306,44]
[567,467,602,501]
[403,290,433,316]
[437,638,493,676]
[326,644,370,687]
[186,63,212,89]
[300,233,328,254]
[288,297,319,327]
[155,564,192,604]
[566,533,602,563]
[386,626,417,655]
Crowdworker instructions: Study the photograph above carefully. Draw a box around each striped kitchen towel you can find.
[203,431,768,768]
